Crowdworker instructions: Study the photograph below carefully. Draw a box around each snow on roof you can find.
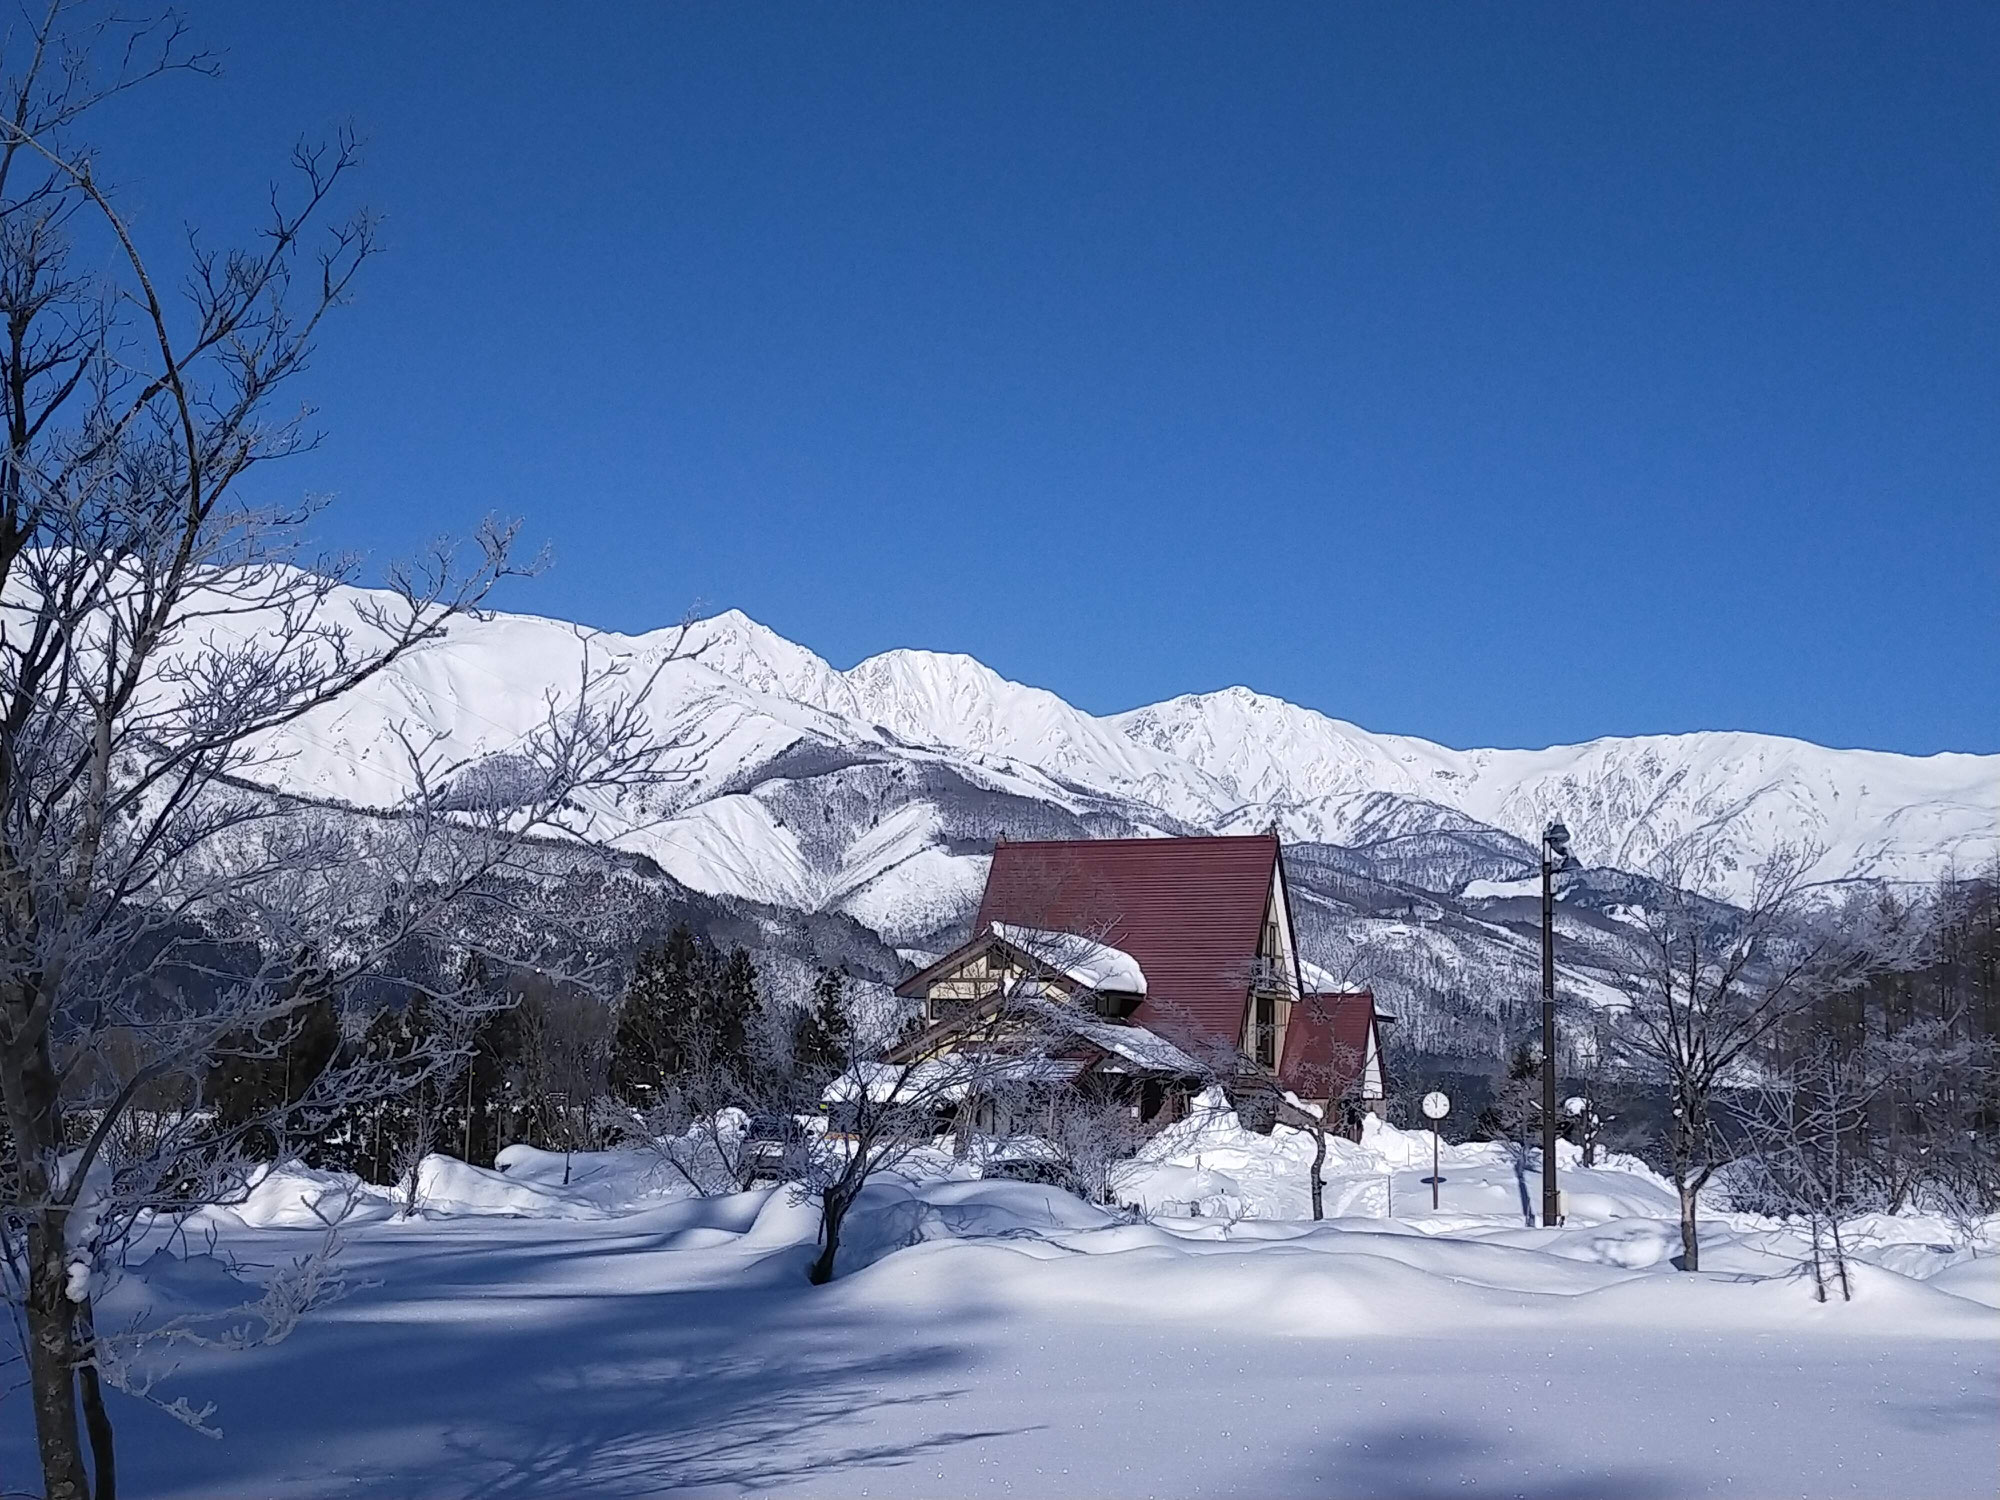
[821,1058,967,1105]
[820,1054,1090,1107]
[992,922,1147,994]
[1299,959,1357,993]
[1071,1018,1204,1075]
[991,1057,1091,1087]
[1016,997,1205,1076]
[1298,960,1392,1020]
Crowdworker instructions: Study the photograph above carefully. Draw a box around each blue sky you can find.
[104,3,1996,753]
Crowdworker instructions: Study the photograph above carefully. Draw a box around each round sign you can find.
[1421,1091,1450,1120]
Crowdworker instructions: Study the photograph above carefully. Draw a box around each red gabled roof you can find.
[971,833,1281,1059]
[1278,991,1379,1101]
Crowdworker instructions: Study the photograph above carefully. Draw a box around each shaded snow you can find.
[32,1129,1994,1500]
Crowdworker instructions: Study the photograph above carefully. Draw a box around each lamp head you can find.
[1543,820,1571,857]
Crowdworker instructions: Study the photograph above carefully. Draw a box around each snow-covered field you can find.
[6,1120,1995,1499]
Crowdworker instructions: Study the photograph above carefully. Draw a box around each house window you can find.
[928,994,975,1025]
[1254,992,1276,1067]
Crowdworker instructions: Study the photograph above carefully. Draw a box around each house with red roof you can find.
[890,832,1389,1133]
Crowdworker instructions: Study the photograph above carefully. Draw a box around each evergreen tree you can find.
[792,965,852,1084]
[339,998,440,1185]
[1478,1041,1542,1157]
[609,927,766,1104]
[206,985,341,1158]
[610,925,703,1104]
[711,947,759,1081]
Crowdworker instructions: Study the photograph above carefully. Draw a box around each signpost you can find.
[1421,1090,1450,1212]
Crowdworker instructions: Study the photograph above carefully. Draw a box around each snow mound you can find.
[1927,1256,2000,1310]
[411,1155,623,1220]
[218,1163,397,1229]
[488,1144,693,1213]
[1112,1098,1683,1226]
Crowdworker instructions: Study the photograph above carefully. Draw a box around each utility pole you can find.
[464,1050,477,1164]
[1541,819,1576,1229]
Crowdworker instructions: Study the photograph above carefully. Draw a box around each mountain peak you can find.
[679,609,846,706]
[246,593,2000,902]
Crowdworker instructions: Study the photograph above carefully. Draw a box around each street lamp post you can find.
[1540,819,1578,1228]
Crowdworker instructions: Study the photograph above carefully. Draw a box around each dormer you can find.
[895,921,1148,1026]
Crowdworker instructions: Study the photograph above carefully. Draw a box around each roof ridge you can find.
[976,831,1278,850]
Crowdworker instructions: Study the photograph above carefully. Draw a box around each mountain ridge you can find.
[138,579,1987,1055]
[222,588,1996,929]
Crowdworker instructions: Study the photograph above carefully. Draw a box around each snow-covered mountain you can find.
[184,584,1994,1054]
[248,592,1997,929]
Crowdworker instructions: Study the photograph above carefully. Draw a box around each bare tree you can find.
[1564,1094,1607,1168]
[799,1057,960,1285]
[629,1087,761,1197]
[797,996,1035,1285]
[1476,1039,1545,1222]
[1029,1079,1146,1205]
[610,1023,769,1200]
[1264,996,1369,1223]
[1606,838,1880,1271]
[960,921,1147,1158]
[1143,934,1377,1224]
[1841,875,2000,1224]
[1733,1038,1877,1302]
[787,915,1226,1276]
[0,10,687,1494]
[1284,936,1379,1221]
[389,1002,472,1218]
[1866,1012,2000,1227]
[1738,1004,1999,1292]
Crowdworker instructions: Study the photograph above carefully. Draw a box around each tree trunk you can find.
[77,1299,116,1500]
[950,1098,976,1162]
[809,1192,847,1285]
[1677,1180,1701,1271]
[1830,1218,1852,1302]
[7,1025,96,1500]
[26,1214,92,1500]
[1309,1125,1326,1221]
